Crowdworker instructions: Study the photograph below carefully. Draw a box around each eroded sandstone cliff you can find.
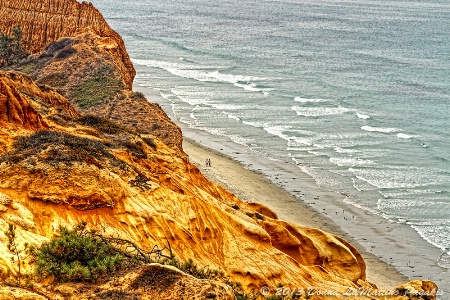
[0,73,48,130]
[0,0,135,89]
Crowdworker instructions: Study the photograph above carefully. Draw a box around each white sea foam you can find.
[348,166,448,189]
[189,112,197,120]
[334,146,359,154]
[356,112,370,119]
[234,82,272,93]
[211,103,250,110]
[397,133,420,139]
[351,177,378,191]
[132,58,269,93]
[228,114,241,121]
[242,120,266,128]
[294,97,326,103]
[263,125,291,140]
[342,196,381,215]
[291,105,352,117]
[377,198,448,211]
[330,157,374,167]
[380,189,446,198]
[170,87,210,106]
[159,92,174,100]
[361,125,401,133]
[410,225,450,263]
[288,137,315,147]
[287,146,319,152]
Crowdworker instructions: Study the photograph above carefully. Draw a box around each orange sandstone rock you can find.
[395,280,439,300]
[0,75,47,130]
[0,71,79,118]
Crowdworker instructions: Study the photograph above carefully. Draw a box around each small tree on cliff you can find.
[4,223,32,286]
[0,25,29,68]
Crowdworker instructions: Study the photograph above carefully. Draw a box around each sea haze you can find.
[90,0,450,291]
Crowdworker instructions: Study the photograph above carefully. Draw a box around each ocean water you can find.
[90,0,449,291]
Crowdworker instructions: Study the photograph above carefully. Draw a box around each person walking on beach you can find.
[205,158,211,167]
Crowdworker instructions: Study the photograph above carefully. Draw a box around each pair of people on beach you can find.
[205,158,211,167]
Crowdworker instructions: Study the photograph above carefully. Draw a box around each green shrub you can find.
[72,65,124,108]
[16,61,36,75]
[121,140,147,159]
[226,281,258,300]
[38,72,69,87]
[98,290,139,300]
[4,223,33,286]
[35,223,124,282]
[77,115,129,135]
[0,131,106,165]
[0,25,29,68]
[0,130,131,170]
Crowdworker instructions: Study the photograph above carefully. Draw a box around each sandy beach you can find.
[182,137,409,290]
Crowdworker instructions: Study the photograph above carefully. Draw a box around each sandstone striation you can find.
[0,71,79,118]
[0,74,47,130]
[0,0,135,89]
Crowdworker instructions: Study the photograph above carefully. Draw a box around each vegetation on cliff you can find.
[71,65,124,108]
[35,222,124,282]
[0,25,28,68]
[4,221,258,299]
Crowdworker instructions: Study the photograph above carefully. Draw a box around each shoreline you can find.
[134,83,448,295]
[182,137,408,290]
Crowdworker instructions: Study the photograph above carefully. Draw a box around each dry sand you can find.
[182,137,410,290]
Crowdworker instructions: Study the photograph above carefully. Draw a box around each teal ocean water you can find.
[90,0,449,291]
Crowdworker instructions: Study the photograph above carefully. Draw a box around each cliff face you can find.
[0,0,135,89]
[0,0,181,150]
